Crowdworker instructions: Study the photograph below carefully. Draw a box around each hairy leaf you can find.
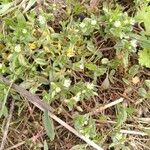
[43,110,55,141]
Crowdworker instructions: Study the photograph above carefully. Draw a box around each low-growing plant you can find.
[0,0,150,149]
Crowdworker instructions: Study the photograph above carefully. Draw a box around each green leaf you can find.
[145,80,150,89]
[138,88,147,98]
[135,6,150,35]
[123,51,129,68]
[18,54,27,66]
[43,110,55,141]
[116,105,127,128]
[23,0,36,13]
[85,63,98,71]
[0,2,13,15]
[138,49,150,68]
[0,84,12,118]
[34,58,48,65]
[128,65,139,76]
[44,140,49,150]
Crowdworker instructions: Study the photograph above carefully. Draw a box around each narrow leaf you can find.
[43,110,55,141]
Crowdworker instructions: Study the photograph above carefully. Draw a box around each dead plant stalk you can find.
[0,75,103,150]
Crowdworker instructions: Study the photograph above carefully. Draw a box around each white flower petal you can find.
[63,79,71,88]
[131,39,137,48]
[86,82,94,90]
[114,20,121,27]
[15,44,21,52]
[91,20,97,25]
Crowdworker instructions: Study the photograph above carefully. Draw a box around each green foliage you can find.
[116,104,128,128]
[138,49,150,68]
[73,113,97,139]
[0,1,150,149]
[43,111,55,141]
[135,3,150,35]
[110,133,129,149]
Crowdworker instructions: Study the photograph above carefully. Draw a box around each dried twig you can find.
[120,129,148,136]
[6,132,45,150]
[0,100,15,150]
[90,98,124,115]
[0,75,103,150]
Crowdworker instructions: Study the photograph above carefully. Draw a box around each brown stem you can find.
[0,75,103,150]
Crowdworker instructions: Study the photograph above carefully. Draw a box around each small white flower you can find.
[91,20,97,25]
[114,20,121,27]
[86,82,94,90]
[55,87,61,93]
[84,120,88,125]
[101,58,109,64]
[131,39,137,48]
[80,22,86,28]
[79,64,84,69]
[130,18,135,25]
[15,44,21,52]
[22,29,27,34]
[63,79,71,88]
[38,15,46,25]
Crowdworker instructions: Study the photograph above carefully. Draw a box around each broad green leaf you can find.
[44,140,49,150]
[23,0,36,13]
[43,110,55,141]
[0,2,13,15]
